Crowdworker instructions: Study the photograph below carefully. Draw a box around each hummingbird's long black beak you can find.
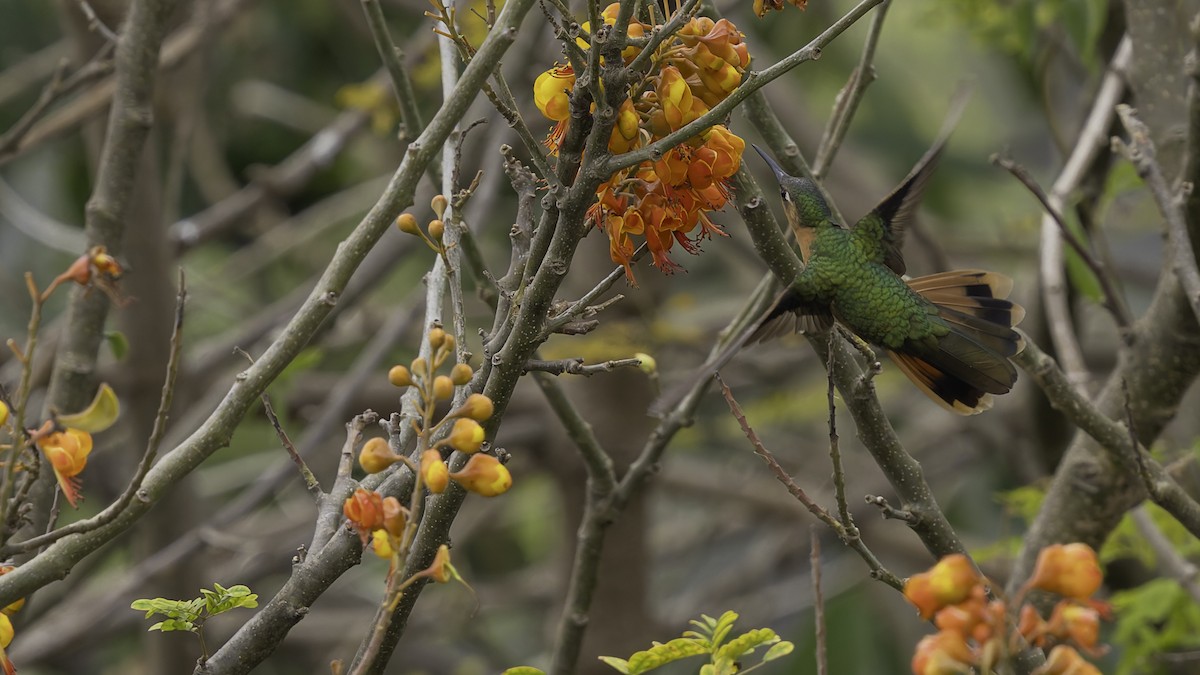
[752,144,789,184]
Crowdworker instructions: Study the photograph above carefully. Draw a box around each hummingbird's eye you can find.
[780,189,791,202]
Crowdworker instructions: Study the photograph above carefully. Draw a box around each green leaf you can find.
[598,656,631,673]
[708,611,739,651]
[104,331,129,360]
[715,628,779,664]
[149,618,197,633]
[761,640,794,662]
[501,668,546,675]
[624,638,709,674]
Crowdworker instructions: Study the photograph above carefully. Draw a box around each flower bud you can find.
[448,418,485,453]
[381,496,407,538]
[410,356,428,378]
[911,631,973,675]
[343,488,385,544]
[432,376,454,401]
[425,544,453,583]
[454,393,494,421]
[0,612,11,649]
[431,194,448,218]
[388,365,413,387]
[1028,543,1102,600]
[371,529,394,559]
[359,437,399,474]
[427,328,446,350]
[440,333,456,353]
[421,449,449,493]
[427,219,444,241]
[1037,645,1102,675]
[450,453,512,497]
[450,363,473,386]
[904,554,979,619]
[1048,602,1101,650]
[633,352,657,375]
[0,400,7,427]
[396,213,420,235]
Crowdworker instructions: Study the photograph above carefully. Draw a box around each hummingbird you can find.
[656,103,1025,415]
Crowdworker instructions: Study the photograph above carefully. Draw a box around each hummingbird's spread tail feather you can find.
[889,270,1025,415]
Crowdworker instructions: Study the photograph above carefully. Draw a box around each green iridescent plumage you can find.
[747,117,1025,414]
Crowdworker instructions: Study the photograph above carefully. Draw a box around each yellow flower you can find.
[371,529,394,559]
[449,453,512,497]
[421,449,450,494]
[0,400,8,427]
[533,64,575,121]
[447,418,486,454]
[608,99,641,154]
[359,437,399,474]
[37,428,93,508]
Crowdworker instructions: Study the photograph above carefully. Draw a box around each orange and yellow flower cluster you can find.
[905,545,1108,675]
[533,5,751,283]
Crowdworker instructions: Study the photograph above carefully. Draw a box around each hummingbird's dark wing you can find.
[852,86,971,276]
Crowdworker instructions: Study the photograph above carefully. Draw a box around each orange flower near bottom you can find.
[37,428,93,508]
[343,488,385,545]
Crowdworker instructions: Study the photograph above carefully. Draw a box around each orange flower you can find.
[654,147,691,187]
[1033,645,1102,675]
[533,64,575,122]
[911,631,974,675]
[449,453,512,497]
[1027,543,1102,600]
[422,544,454,583]
[37,428,93,508]
[343,488,385,544]
[903,554,980,619]
[1046,602,1103,653]
[381,496,407,538]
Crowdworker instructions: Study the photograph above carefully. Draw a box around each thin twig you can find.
[1113,104,1200,323]
[523,357,642,376]
[811,527,828,675]
[811,0,891,179]
[993,154,1134,332]
[359,0,425,143]
[261,394,322,501]
[0,47,115,158]
[716,376,902,590]
[75,1,121,43]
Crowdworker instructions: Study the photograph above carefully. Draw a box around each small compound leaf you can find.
[762,640,794,662]
[597,656,631,673]
[709,611,739,651]
[715,628,779,663]
[501,668,546,675]
[625,638,709,674]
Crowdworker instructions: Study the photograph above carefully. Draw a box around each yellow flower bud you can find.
[431,194,448,218]
[371,529,394,559]
[0,612,11,649]
[421,449,449,493]
[455,393,494,421]
[441,333,456,353]
[0,400,8,427]
[410,356,428,378]
[449,453,512,497]
[633,352,657,375]
[358,437,399,474]
[432,376,454,401]
[425,544,453,583]
[396,213,420,235]
[388,365,413,387]
[448,418,485,453]
[427,219,444,241]
[427,328,446,350]
[450,363,473,386]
